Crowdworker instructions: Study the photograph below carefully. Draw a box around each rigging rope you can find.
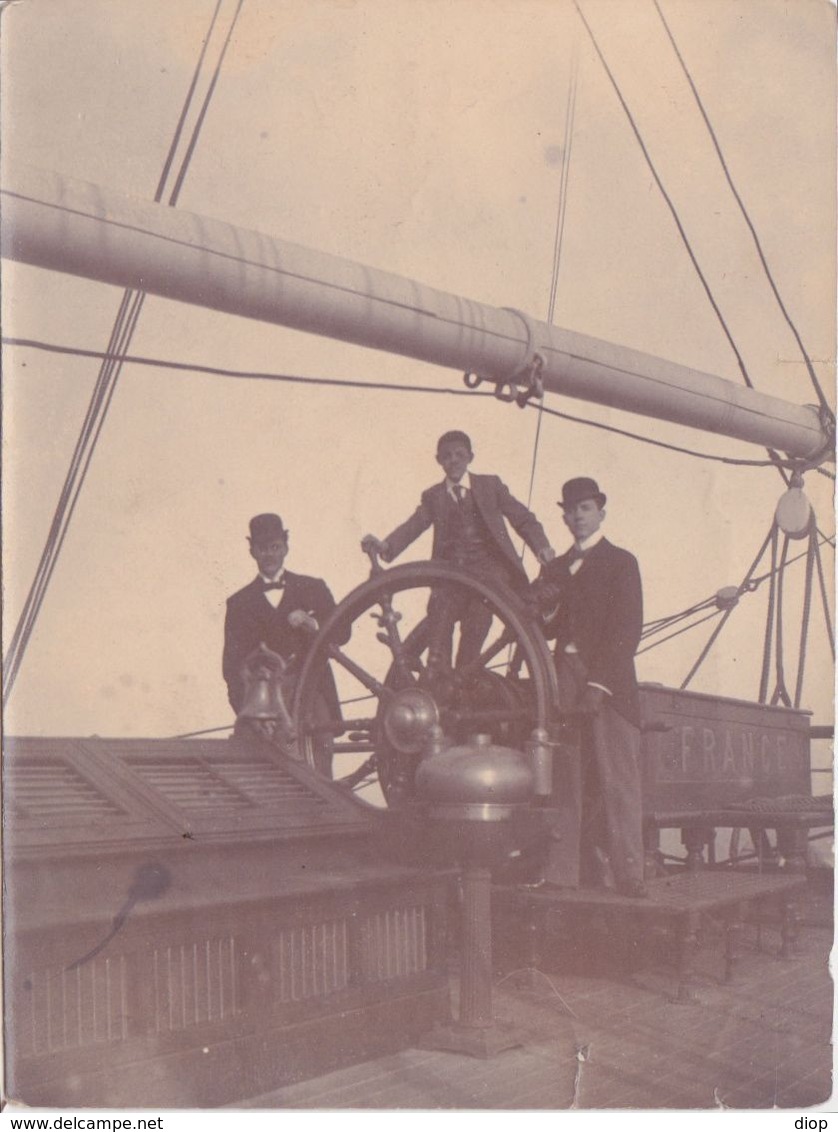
[522,36,579,562]
[793,519,817,708]
[653,0,834,420]
[636,608,722,657]
[758,525,779,703]
[574,1,755,392]
[3,291,145,698]
[812,536,836,658]
[524,41,579,517]
[641,598,717,639]
[7,335,828,475]
[574,1,795,486]
[153,0,226,203]
[680,524,774,689]
[3,0,245,701]
[640,532,833,651]
[770,532,792,706]
[168,0,246,208]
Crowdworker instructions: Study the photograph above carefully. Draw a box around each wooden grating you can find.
[119,749,326,813]
[7,758,125,822]
[211,760,325,806]
[125,757,253,812]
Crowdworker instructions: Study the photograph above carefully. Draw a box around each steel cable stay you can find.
[812,536,835,659]
[2,0,246,700]
[3,291,145,698]
[769,532,793,707]
[653,0,834,422]
[642,534,834,649]
[641,598,718,637]
[667,511,832,709]
[7,335,827,475]
[3,0,232,694]
[573,0,804,488]
[522,38,580,529]
[758,525,780,704]
[5,3,833,703]
[676,525,774,689]
[636,608,723,658]
[793,518,818,709]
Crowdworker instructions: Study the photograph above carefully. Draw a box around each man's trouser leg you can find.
[456,594,494,668]
[426,586,458,671]
[540,655,585,887]
[589,706,645,887]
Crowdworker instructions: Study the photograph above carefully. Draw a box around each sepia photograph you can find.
[1,0,835,1114]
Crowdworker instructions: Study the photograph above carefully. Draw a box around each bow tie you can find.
[261,579,285,592]
[567,546,588,564]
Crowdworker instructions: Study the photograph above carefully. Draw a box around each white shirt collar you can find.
[259,568,286,584]
[576,530,605,553]
[446,471,471,499]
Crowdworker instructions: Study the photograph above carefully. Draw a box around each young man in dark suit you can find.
[223,513,338,715]
[361,431,555,671]
[534,477,647,897]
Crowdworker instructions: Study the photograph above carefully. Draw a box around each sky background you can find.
[1,0,834,745]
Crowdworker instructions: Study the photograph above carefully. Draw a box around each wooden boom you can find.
[1,163,830,461]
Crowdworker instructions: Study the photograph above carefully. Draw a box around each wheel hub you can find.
[382,687,440,754]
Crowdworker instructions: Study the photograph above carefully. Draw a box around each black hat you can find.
[248,513,287,543]
[559,477,606,510]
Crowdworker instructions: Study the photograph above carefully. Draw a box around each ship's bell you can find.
[239,672,288,720]
[238,643,290,722]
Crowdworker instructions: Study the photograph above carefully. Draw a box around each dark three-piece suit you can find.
[383,473,550,581]
[383,473,551,665]
[223,571,338,714]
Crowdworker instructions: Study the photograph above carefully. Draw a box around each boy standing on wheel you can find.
[361,430,554,675]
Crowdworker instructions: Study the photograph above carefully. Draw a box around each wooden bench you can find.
[639,685,832,871]
[514,871,807,1002]
[646,798,833,873]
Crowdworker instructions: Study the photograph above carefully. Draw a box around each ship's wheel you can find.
[293,560,558,807]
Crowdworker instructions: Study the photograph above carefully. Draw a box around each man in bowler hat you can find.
[223,513,340,715]
[533,477,647,897]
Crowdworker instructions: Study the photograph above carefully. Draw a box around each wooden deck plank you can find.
[240,909,832,1111]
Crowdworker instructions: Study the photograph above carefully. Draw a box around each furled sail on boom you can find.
[1,162,831,463]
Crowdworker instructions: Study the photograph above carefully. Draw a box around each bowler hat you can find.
[559,477,606,510]
[249,513,287,543]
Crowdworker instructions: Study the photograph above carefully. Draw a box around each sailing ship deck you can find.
[241,877,833,1111]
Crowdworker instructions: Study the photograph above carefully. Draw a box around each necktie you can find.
[567,546,586,575]
[454,484,465,504]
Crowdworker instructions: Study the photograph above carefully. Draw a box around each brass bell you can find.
[239,674,288,720]
[238,643,292,728]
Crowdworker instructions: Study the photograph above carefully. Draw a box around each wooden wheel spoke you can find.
[306,716,375,736]
[372,592,424,681]
[455,626,516,682]
[327,644,392,699]
[338,756,378,791]
[295,560,557,808]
